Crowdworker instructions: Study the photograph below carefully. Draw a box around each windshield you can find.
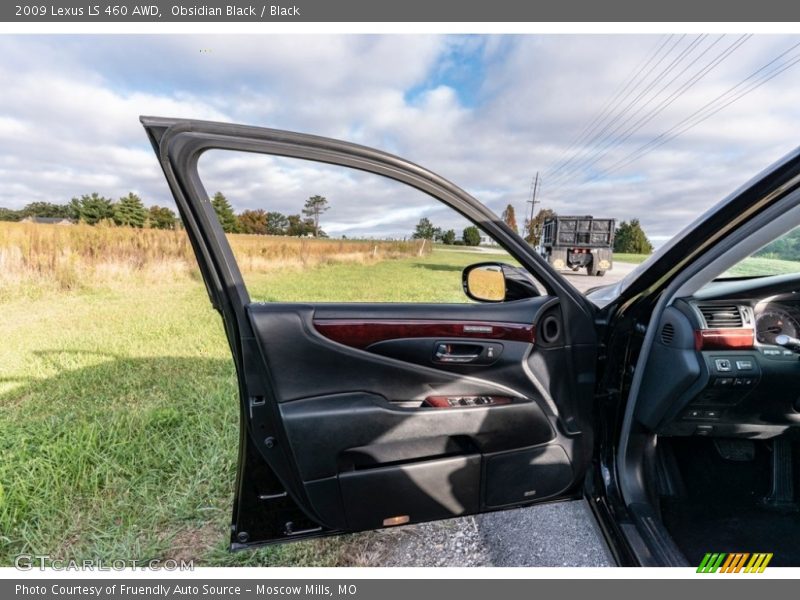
[719,226,800,278]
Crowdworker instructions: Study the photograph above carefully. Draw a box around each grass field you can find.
[612,252,800,276]
[724,255,800,277]
[0,227,509,567]
[0,221,425,302]
[2,222,797,567]
[612,253,652,264]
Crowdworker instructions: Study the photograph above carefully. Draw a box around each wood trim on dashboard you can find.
[694,328,755,351]
[313,319,535,349]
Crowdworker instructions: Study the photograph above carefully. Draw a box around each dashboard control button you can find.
[715,359,732,372]
[704,410,721,419]
[714,377,733,387]
[735,360,753,370]
[685,409,703,419]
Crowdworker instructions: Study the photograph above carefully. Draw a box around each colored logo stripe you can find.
[697,552,773,573]
[721,553,749,573]
[745,553,773,573]
[697,553,726,572]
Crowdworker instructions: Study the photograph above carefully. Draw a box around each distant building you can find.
[20,217,74,225]
[479,235,498,246]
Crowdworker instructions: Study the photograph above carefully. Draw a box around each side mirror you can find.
[462,262,540,303]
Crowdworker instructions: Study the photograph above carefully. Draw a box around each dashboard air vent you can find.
[698,304,743,328]
[660,323,675,345]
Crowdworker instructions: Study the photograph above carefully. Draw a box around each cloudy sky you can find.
[1,34,800,243]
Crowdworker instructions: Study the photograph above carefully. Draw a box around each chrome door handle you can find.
[434,343,481,362]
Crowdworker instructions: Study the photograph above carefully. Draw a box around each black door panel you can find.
[247,305,536,403]
[280,392,554,481]
[249,299,590,536]
[142,117,598,549]
[281,391,560,531]
[339,455,482,530]
[483,445,574,508]
[366,338,528,377]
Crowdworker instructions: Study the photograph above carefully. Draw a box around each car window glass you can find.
[719,225,800,279]
[197,150,526,303]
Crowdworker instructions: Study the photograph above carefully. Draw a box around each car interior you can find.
[625,223,800,566]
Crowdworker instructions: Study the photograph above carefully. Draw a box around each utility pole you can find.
[527,172,540,223]
[526,172,540,243]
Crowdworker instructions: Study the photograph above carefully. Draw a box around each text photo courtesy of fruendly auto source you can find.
[2,34,800,568]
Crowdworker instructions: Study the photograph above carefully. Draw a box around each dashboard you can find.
[755,301,800,346]
[635,272,800,438]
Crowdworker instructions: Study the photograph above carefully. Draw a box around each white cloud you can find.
[0,34,799,244]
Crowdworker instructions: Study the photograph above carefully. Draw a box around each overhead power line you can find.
[580,40,800,184]
[543,35,671,176]
[546,34,708,189]
[545,34,684,182]
[546,34,751,194]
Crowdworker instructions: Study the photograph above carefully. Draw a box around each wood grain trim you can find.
[422,396,515,408]
[694,328,754,351]
[313,319,535,349]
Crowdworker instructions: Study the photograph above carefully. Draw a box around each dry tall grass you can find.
[0,222,426,299]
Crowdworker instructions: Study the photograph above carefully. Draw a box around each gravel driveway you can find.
[352,500,612,567]
[350,263,635,567]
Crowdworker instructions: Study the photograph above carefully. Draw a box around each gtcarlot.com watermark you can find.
[14,554,193,571]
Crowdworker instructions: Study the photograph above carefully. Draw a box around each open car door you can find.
[142,117,600,549]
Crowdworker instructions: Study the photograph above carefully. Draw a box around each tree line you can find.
[0,193,179,229]
[411,218,482,246]
[757,228,800,261]
[0,192,333,238]
[209,192,329,236]
[3,189,658,252]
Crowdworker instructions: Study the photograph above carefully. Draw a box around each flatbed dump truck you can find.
[540,215,615,276]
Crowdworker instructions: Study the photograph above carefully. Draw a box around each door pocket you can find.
[338,454,481,530]
[483,445,573,507]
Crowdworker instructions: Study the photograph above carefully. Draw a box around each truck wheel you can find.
[571,266,580,272]
[585,265,596,276]
[596,270,606,277]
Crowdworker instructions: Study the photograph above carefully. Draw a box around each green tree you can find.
[757,228,800,261]
[210,192,239,233]
[69,193,114,225]
[266,211,289,235]
[524,207,556,245]
[441,229,456,245]
[148,205,177,230]
[614,219,653,254]
[113,193,148,228]
[463,225,481,246]
[238,209,269,235]
[302,195,329,237]
[412,217,437,240]
[20,202,72,219]
[0,207,21,221]
[501,204,518,233]
[286,214,316,237]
